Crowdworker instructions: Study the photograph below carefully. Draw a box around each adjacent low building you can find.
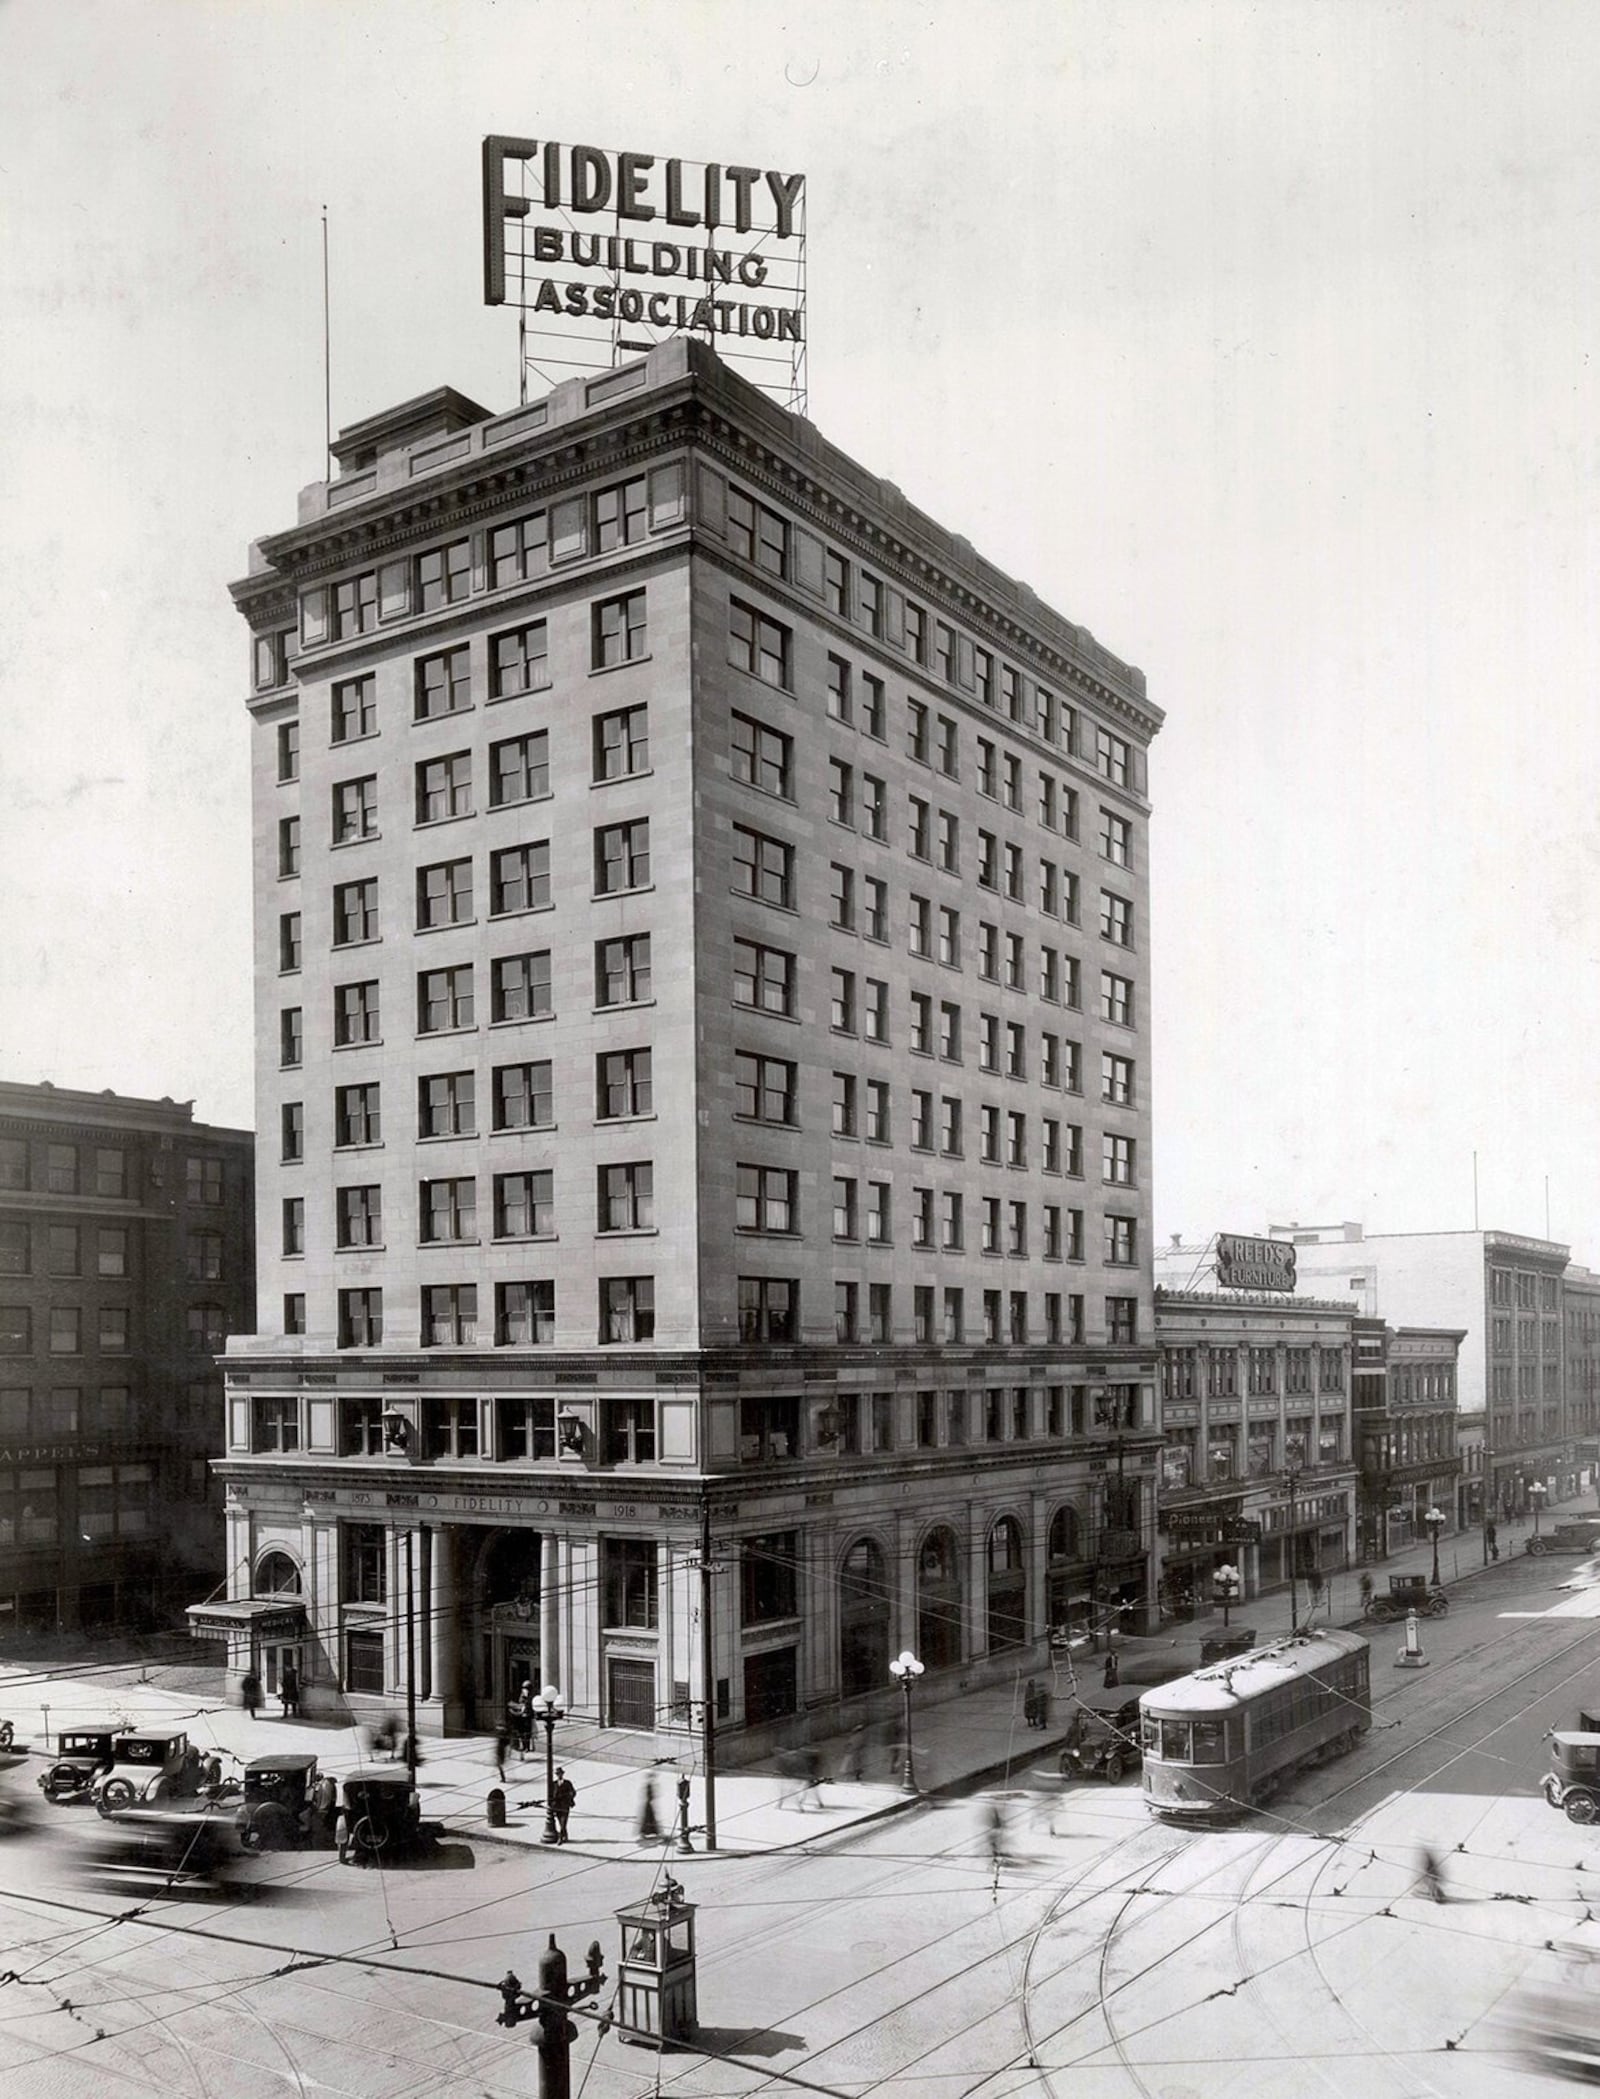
[1351,1316,1465,1564]
[0,1082,254,1634]
[1153,1288,1358,1613]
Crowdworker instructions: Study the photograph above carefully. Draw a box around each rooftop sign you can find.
[482,137,808,411]
[1215,1234,1298,1293]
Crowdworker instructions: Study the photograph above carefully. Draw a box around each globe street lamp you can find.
[888,1650,925,1796]
[1424,1505,1446,1588]
[1531,1479,1548,1542]
[532,1684,565,1845]
[1213,1563,1241,1630]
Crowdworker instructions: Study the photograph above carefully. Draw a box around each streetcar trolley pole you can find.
[496,1933,607,2099]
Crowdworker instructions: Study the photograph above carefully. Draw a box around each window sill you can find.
[733,1004,801,1025]
[415,809,477,831]
[731,891,799,917]
[592,882,654,905]
[332,936,383,952]
[591,769,655,791]
[335,1242,386,1253]
[597,1227,659,1241]
[489,1123,559,1138]
[491,1011,554,1029]
[594,996,656,1017]
[417,917,479,936]
[595,1112,655,1127]
[487,903,553,924]
[588,654,653,678]
[493,1231,559,1245]
[413,705,477,727]
[487,789,554,815]
[417,1130,479,1145]
[331,832,380,851]
[417,1024,478,1042]
[333,1037,383,1052]
[333,1141,385,1155]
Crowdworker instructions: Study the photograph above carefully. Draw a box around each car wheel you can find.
[1104,1752,1125,1785]
[351,1815,389,1859]
[98,1777,135,1815]
[1528,1539,1547,1557]
[1567,1792,1599,1824]
[243,1802,297,1853]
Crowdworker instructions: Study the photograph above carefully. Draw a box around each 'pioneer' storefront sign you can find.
[483,137,807,406]
[1215,1234,1297,1292]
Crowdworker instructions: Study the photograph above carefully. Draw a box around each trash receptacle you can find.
[614,1877,698,2047]
[487,1786,506,1828]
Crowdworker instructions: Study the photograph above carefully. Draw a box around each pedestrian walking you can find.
[1417,1845,1447,1903]
[550,1765,576,1843]
[983,1794,1009,1868]
[637,1774,660,1841]
[279,1660,300,1719]
[240,1671,262,1721]
[1035,1685,1052,1731]
[1023,1679,1041,1730]
[1103,1650,1120,1690]
[791,1746,823,1811]
[1487,1520,1500,1562]
[493,1725,510,1783]
[838,1725,867,1780]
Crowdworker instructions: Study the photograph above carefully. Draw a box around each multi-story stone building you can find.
[1266,1224,1575,1520]
[0,1081,253,1634]
[1350,1316,1465,1564]
[210,338,1162,1747]
[1153,1288,1358,1613]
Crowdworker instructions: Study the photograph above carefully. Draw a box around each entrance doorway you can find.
[606,1656,656,1729]
[477,1529,543,1723]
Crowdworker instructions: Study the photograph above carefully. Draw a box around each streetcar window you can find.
[1159,1719,1192,1762]
[1191,1718,1227,1764]
[1141,1715,1159,1752]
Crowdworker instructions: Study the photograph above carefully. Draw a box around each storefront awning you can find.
[185,1598,307,1643]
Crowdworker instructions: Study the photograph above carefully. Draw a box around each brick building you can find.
[209,339,1162,1748]
[0,1082,253,1633]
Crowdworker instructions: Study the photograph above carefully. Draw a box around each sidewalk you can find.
[0,1508,1559,1859]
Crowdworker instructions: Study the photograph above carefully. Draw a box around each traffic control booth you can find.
[614,1879,698,2046]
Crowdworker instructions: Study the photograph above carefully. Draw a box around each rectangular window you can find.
[910,991,933,1054]
[861,673,885,738]
[421,1284,477,1348]
[489,620,551,698]
[942,1191,964,1250]
[593,590,649,668]
[728,598,791,689]
[1105,1215,1136,1265]
[596,932,652,1005]
[331,570,379,640]
[335,979,380,1044]
[488,509,548,588]
[938,810,959,872]
[96,1227,128,1278]
[904,601,927,663]
[281,1101,305,1160]
[594,474,648,551]
[828,756,854,828]
[280,1006,302,1068]
[831,968,857,1034]
[826,653,852,722]
[419,1176,477,1244]
[1100,807,1132,866]
[735,1052,798,1125]
[251,1395,300,1453]
[490,841,550,915]
[331,675,376,743]
[601,1403,658,1470]
[1103,1133,1135,1185]
[732,937,794,1015]
[422,1396,480,1460]
[832,1176,859,1242]
[276,721,300,782]
[418,963,474,1034]
[597,1048,652,1119]
[493,1061,554,1130]
[736,1164,796,1234]
[737,1280,798,1345]
[595,819,651,894]
[824,550,850,617]
[1102,1053,1133,1106]
[496,1278,556,1346]
[49,1307,81,1355]
[338,1288,383,1347]
[419,1070,475,1138]
[95,1147,126,1197]
[833,1071,858,1136]
[863,977,888,1042]
[278,814,300,877]
[417,858,473,928]
[281,1197,304,1256]
[415,537,470,610]
[731,711,793,798]
[1106,1297,1137,1343]
[866,1180,890,1245]
[333,878,380,946]
[600,1276,655,1343]
[939,1000,961,1062]
[279,911,301,972]
[829,863,855,931]
[732,826,794,908]
[415,646,471,721]
[336,1185,382,1248]
[333,775,378,843]
[494,1170,554,1238]
[498,1392,556,1459]
[598,1161,654,1232]
[492,949,551,1023]
[1096,727,1131,786]
[489,732,549,807]
[1101,972,1134,1026]
[594,704,649,781]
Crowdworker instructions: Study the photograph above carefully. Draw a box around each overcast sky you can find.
[4,0,1598,1254]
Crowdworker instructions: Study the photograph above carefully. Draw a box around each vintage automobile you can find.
[1363,1574,1449,1623]
[235,1753,338,1852]
[337,1769,425,1864]
[1542,1728,1600,1822]
[1058,1695,1144,1784]
[92,1728,204,1813]
[1527,1520,1600,1558]
[38,1721,124,1802]
[82,1806,236,1893]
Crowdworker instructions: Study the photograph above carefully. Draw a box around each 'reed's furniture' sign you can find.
[1215,1234,1297,1292]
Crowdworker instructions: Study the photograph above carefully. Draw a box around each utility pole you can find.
[699,1503,719,1852]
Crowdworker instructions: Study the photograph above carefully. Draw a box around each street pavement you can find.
[0,1499,1585,1865]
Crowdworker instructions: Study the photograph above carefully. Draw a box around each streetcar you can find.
[1139,1627,1371,1821]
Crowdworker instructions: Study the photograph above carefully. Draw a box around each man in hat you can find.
[551,1765,576,1843]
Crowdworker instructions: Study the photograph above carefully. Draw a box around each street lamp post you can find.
[1285,1467,1301,1634]
[1531,1479,1548,1542]
[1424,1506,1446,1587]
[888,1650,925,1796]
[532,1685,564,1845]
[1213,1563,1241,1630]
